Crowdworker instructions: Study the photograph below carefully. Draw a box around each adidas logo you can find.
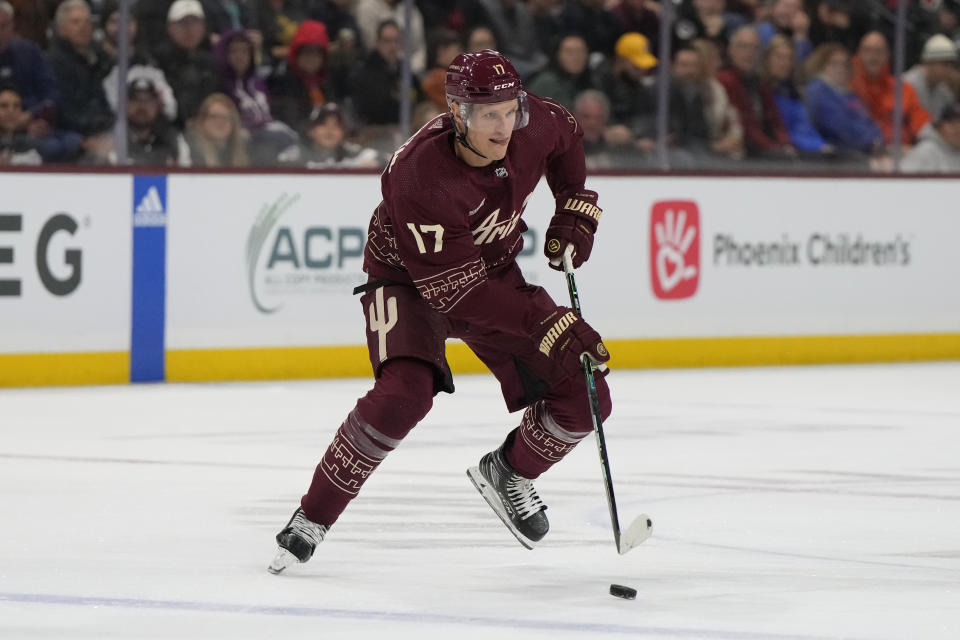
[133,186,167,227]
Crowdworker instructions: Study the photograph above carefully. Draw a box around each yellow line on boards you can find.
[164,333,960,381]
[609,333,960,368]
[165,346,373,382]
[3,333,958,386]
[0,352,129,387]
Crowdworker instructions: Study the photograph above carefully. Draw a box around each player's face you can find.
[465,100,518,163]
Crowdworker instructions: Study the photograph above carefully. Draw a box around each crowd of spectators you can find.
[1,0,959,172]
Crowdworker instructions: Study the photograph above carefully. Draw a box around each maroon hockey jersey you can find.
[364,93,590,339]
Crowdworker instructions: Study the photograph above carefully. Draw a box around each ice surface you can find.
[2,363,959,639]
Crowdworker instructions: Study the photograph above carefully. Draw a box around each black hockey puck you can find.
[609,584,637,600]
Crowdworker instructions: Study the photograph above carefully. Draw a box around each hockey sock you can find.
[301,359,435,525]
[505,374,611,478]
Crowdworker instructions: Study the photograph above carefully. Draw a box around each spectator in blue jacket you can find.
[803,42,885,155]
[763,34,831,154]
[0,2,60,133]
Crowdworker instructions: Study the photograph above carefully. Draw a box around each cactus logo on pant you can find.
[650,201,700,300]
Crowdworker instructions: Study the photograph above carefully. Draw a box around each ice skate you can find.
[267,507,328,574]
[467,445,549,549]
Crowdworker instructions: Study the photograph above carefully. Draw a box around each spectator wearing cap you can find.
[904,34,958,122]
[269,19,333,135]
[527,33,596,110]
[48,0,116,150]
[215,28,299,164]
[0,1,60,135]
[902,101,960,172]
[178,91,250,166]
[852,31,931,147]
[302,103,383,168]
[355,0,427,75]
[476,0,548,79]
[155,0,218,125]
[125,76,180,166]
[717,25,795,158]
[804,43,884,156]
[111,65,178,126]
[596,32,658,144]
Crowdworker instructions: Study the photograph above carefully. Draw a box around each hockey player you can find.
[269,50,610,574]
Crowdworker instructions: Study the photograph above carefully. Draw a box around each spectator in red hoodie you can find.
[268,19,332,134]
[716,25,795,158]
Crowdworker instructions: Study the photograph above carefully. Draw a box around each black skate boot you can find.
[466,444,549,549]
[267,507,329,574]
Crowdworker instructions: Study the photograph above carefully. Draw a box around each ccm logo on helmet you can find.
[493,82,516,90]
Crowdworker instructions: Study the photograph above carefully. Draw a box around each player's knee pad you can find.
[357,358,435,439]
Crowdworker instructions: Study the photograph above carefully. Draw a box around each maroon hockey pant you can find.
[300,357,611,527]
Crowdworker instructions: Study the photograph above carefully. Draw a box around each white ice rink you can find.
[2,363,959,639]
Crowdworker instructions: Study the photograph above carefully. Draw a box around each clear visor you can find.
[448,91,530,131]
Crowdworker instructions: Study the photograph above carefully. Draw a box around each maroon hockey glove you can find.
[534,307,610,378]
[544,190,602,271]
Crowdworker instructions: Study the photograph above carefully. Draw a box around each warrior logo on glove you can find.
[534,307,610,378]
[561,195,602,223]
[539,310,579,357]
[544,189,602,270]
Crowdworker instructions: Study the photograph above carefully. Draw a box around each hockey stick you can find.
[562,248,652,554]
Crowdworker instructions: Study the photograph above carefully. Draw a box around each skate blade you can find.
[466,466,536,550]
[267,548,299,575]
[618,514,653,555]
